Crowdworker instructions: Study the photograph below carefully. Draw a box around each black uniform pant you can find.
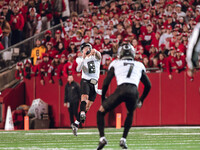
[68,101,79,124]
[97,83,139,138]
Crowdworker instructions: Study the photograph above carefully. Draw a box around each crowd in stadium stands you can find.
[0,0,69,49]
[15,0,200,84]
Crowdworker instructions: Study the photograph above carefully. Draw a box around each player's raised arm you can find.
[76,57,85,72]
[186,23,200,77]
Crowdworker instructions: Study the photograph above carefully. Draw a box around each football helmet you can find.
[80,43,92,55]
[118,44,135,60]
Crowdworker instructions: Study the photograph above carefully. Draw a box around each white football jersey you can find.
[76,55,101,81]
[109,59,146,87]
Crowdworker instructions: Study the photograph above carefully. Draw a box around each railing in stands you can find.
[0,24,61,73]
[0,0,116,73]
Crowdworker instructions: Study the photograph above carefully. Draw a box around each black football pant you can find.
[97,83,139,138]
[68,101,79,125]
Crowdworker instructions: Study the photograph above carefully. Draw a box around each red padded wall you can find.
[21,71,200,128]
[186,72,200,125]
[0,82,25,127]
[24,78,35,106]
[135,73,161,126]
[35,77,60,127]
[161,72,186,125]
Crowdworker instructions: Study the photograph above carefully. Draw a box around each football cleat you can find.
[71,123,78,136]
[120,139,128,149]
[80,112,86,123]
[97,138,108,150]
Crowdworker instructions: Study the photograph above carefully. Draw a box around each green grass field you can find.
[0,127,200,150]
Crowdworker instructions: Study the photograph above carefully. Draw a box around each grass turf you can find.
[0,127,200,150]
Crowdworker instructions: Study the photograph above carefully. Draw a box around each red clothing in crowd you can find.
[93,43,103,52]
[15,70,24,80]
[71,36,82,48]
[9,13,24,31]
[57,62,65,79]
[39,1,52,21]
[63,60,77,77]
[151,37,159,49]
[166,55,177,75]
[48,63,59,80]
[174,55,186,71]
[101,43,113,55]
[12,110,26,130]
[38,60,51,79]
[0,42,4,50]
[47,49,59,60]
[143,32,156,51]
[158,58,167,71]
[52,37,65,47]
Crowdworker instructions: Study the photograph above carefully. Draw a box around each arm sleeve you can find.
[64,84,68,103]
[139,71,151,103]
[186,23,200,69]
[95,49,101,60]
[76,58,84,72]
[101,67,115,102]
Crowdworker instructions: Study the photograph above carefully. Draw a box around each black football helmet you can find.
[80,43,92,55]
[118,44,135,60]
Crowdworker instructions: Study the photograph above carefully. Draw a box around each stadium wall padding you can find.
[0,82,25,128]
[1,71,200,128]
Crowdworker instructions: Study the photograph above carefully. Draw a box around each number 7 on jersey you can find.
[124,63,134,78]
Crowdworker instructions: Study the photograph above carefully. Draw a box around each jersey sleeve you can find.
[138,61,146,72]
[76,57,84,72]
[108,60,116,70]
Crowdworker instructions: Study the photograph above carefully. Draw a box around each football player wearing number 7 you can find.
[71,43,102,136]
[97,44,151,150]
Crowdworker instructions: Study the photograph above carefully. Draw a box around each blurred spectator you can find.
[46,42,58,60]
[174,49,186,73]
[48,55,60,83]
[102,57,112,72]
[149,45,158,66]
[1,5,12,22]
[32,56,42,76]
[39,53,51,85]
[111,39,119,54]
[143,56,150,68]
[175,4,186,19]
[26,7,42,37]
[57,54,67,86]
[31,39,46,65]
[158,52,167,71]
[142,23,155,56]
[159,25,173,50]
[39,0,52,31]
[0,16,11,49]
[166,47,177,80]
[52,29,65,47]
[64,74,80,125]
[53,0,66,25]
[9,6,24,45]
[23,59,32,79]
[72,30,83,48]
[15,62,24,80]
[63,54,77,77]
[12,105,29,130]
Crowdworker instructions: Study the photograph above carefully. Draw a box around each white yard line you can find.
[25,131,200,136]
